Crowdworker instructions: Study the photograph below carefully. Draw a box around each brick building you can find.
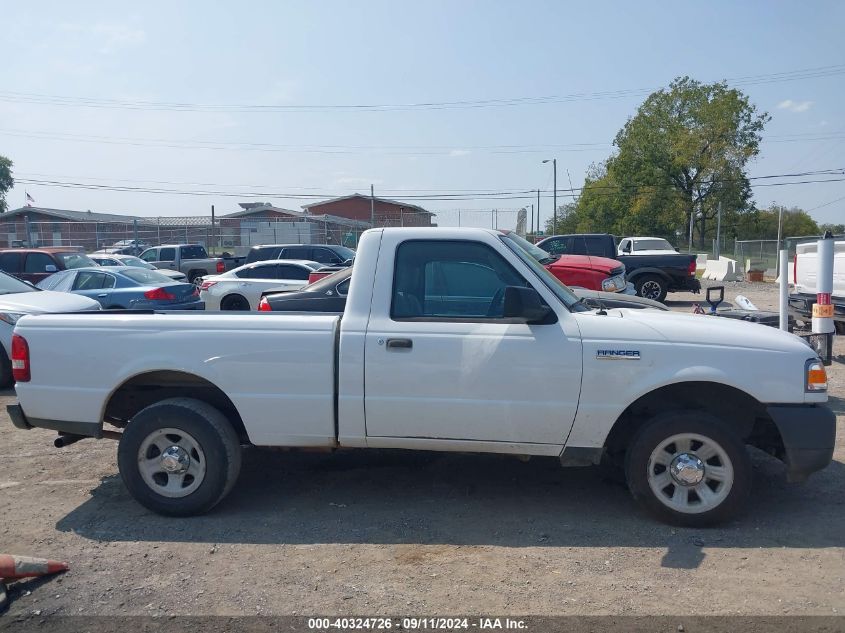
[301,194,435,227]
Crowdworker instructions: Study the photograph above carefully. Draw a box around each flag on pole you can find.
[25,192,34,206]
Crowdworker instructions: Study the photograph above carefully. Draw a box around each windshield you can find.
[57,252,97,269]
[0,270,38,295]
[499,234,584,310]
[120,268,178,285]
[634,239,674,251]
[121,256,155,269]
[332,246,356,261]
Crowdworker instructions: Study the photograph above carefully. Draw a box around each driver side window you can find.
[391,240,528,320]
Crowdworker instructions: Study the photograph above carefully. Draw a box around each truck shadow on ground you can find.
[55,413,845,570]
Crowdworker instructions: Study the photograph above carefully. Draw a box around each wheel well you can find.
[628,270,669,283]
[103,371,249,443]
[221,293,247,307]
[603,381,783,461]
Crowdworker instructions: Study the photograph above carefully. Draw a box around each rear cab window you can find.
[180,245,208,260]
[0,252,22,273]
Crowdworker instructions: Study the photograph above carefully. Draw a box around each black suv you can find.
[244,244,355,266]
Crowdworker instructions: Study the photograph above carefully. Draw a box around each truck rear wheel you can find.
[117,398,242,516]
[634,274,667,302]
[626,411,751,526]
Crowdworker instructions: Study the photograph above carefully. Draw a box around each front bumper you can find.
[7,403,102,438]
[767,403,836,482]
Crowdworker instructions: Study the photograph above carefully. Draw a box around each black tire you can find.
[188,271,205,285]
[117,398,242,517]
[634,274,668,303]
[220,294,251,311]
[0,346,12,388]
[625,411,751,527]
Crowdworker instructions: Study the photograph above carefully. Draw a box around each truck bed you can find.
[13,312,341,446]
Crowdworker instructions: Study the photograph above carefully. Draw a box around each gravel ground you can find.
[0,282,843,618]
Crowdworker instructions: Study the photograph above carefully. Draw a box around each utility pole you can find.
[370,184,375,228]
[543,159,557,234]
[688,207,695,254]
[567,169,576,203]
[211,205,215,253]
[530,204,534,237]
[536,189,540,234]
[715,201,722,259]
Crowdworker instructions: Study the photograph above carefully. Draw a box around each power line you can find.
[14,169,845,202]
[1,63,843,113]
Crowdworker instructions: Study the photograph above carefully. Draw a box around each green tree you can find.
[608,77,769,248]
[0,155,13,213]
[820,223,845,235]
[734,204,819,239]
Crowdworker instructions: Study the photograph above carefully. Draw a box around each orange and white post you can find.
[812,232,836,335]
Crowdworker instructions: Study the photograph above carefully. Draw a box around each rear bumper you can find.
[766,403,836,482]
[675,276,701,293]
[6,403,102,438]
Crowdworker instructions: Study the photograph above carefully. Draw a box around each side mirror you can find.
[502,286,552,323]
[45,264,58,273]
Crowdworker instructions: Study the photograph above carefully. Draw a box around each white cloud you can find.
[777,99,814,113]
[449,149,471,157]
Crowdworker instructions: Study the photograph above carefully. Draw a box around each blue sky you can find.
[2,0,844,228]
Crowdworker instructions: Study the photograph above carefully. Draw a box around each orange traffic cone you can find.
[0,555,68,581]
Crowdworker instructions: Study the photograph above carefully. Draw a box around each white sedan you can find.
[199,260,322,310]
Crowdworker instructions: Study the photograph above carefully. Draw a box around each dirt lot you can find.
[1,280,843,618]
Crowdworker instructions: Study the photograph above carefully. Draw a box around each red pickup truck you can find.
[508,232,630,294]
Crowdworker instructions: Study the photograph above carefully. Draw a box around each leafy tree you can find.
[820,223,845,235]
[733,204,819,240]
[0,155,13,214]
[608,77,769,248]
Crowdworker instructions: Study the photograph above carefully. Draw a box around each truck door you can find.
[363,238,582,447]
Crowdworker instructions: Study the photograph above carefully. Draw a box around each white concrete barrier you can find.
[702,256,739,281]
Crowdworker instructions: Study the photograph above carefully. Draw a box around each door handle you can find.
[386,338,413,350]
[97,293,108,298]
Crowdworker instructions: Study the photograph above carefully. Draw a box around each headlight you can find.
[601,274,625,293]
[0,312,27,325]
[805,359,828,392]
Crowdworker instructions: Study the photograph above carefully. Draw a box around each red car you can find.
[506,232,630,294]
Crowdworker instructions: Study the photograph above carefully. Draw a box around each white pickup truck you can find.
[7,228,835,526]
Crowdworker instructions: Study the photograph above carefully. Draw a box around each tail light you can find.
[258,297,272,312]
[200,280,217,291]
[216,261,225,273]
[688,258,696,276]
[144,288,176,301]
[11,334,30,382]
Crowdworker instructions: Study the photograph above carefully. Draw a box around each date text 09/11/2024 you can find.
[307,617,527,630]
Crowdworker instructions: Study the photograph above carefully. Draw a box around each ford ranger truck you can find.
[7,228,835,526]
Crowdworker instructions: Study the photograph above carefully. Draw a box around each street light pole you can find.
[543,159,557,234]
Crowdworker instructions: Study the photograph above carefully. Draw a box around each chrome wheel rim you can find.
[137,428,206,498]
[641,280,662,300]
[647,433,733,514]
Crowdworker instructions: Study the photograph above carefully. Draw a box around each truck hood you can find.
[547,254,621,274]
[609,307,811,354]
[0,291,101,314]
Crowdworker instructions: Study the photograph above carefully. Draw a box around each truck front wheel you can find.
[626,411,751,526]
[117,398,242,516]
